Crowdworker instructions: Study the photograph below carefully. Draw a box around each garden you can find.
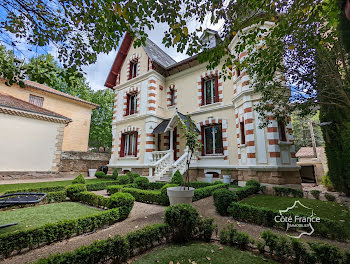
[1,170,350,264]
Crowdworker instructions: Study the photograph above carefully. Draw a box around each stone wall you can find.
[59,151,110,177]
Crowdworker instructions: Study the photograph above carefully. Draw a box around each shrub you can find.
[246,179,261,189]
[290,238,315,264]
[197,218,217,242]
[325,193,336,202]
[72,174,86,184]
[188,182,213,188]
[235,185,261,200]
[112,168,119,179]
[220,224,250,249]
[122,188,169,205]
[273,186,303,198]
[95,171,106,178]
[308,242,343,264]
[213,188,238,215]
[321,172,335,191]
[125,223,169,256]
[311,189,321,199]
[146,182,167,190]
[134,177,149,189]
[193,183,229,201]
[46,190,67,203]
[86,181,118,191]
[109,192,135,217]
[127,172,140,183]
[170,170,184,185]
[165,204,200,243]
[213,180,223,185]
[116,175,130,185]
[5,186,66,194]
[0,208,122,258]
[107,185,125,195]
[77,191,110,208]
[66,184,87,201]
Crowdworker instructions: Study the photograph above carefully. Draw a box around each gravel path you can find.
[2,195,349,264]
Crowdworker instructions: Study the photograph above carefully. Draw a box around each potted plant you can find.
[88,168,97,177]
[167,116,202,205]
[222,169,232,184]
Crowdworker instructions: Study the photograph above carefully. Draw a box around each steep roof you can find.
[0,92,71,123]
[25,80,99,109]
[296,147,323,158]
[143,38,177,68]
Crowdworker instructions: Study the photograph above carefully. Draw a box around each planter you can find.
[205,173,213,183]
[167,186,195,205]
[223,175,231,184]
[88,169,97,177]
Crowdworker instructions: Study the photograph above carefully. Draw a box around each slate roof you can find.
[0,92,71,122]
[152,119,170,134]
[143,38,177,68]
[151,111,200,134]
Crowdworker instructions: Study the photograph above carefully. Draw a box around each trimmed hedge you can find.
[134,177,149,189]
[66,184,87,201]
[228,202,349,241]
[273,186,303,198]
[5,186,66,194]
[126,172,140,183]
[193,183,229,201]
[188,181,213,189]
[122,188,169,205]
[77,191,110,208]
[85,181,118,191]
[109,193,135,217]
[95,171,118,180]
[107,185,125,195]
[116,175,130,185]
[170,170,184,185]
[213,188,238,215]
[45,190,67,203]
[72,174,86,184]
[145,182,167,190]
[220,223,250,249]
[0,208,122,258]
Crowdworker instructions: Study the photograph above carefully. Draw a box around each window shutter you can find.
[134,132,138,156]
[214,76,219,102]
[201,79,205,105]
[219,124,223,154]
[120,134,125,157]
[126,94,130,116]
[201,126,205,155]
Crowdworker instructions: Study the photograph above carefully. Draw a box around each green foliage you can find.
[308,242,343,264]
[246,180,261,189]
[187,182,213,188]
[126,171,140,183]
[164,204,200,243]
[228,202,349,240]
[0,208,122,258]
[77,191,110,208]
[109,193,135,217]
[66,184,87,201]
[322,172,335,191]
[146,182,168,190]
[116,175,130,185]
[122,188,169,205]
[112,168,119,179]
[94,171,106,178]
[193,184,229,201]
[46,191,67,203]
[107,185,125,195]
[197,218,217,242]
[220,224,250,249]
[71,174,86,184]
[125,224,169,257]
[235,185,261,200]
[213,189,238,215]
[134,177,149,189]
[273,186,304,198]
[311,190,321,199]
[325,193,336,202]
[170,170,184,185]
[5,186,66,194]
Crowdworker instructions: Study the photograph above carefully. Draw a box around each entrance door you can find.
[173,127,177,160]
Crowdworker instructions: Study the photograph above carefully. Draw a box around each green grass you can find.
[133,242,276,264]
[240,194,350,223]
[0,202,101,235]
[0,178,112,194]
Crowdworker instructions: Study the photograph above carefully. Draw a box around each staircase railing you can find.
[172,151,188,176]
[153,150,173,181]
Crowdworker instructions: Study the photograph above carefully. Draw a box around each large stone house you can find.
[105,29,301,186]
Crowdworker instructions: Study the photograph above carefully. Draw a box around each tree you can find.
[291,112,324,153]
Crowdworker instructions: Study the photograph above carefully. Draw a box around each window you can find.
[278,121,287,142]
[169,88,175,106]
[202,124,223,155]
[29,94,44,107]
[126,93,137,115]
[240,121,245,144]
[129,60,138,79]
[202,77,218,105]
[121,132,138,157]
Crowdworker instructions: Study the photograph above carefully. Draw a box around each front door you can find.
[173,127,177,160]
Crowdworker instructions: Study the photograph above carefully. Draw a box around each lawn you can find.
[0,178,112,194]
[240,194,350,223]
[133,242,276,264]
[0,202,101,235]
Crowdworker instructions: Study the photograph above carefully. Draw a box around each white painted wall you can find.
[0,113,60,171]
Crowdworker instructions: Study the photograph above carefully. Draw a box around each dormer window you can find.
[202,77,218,105]
[126,93,137,116]
[129,60,138,79]
[29,94,44,107]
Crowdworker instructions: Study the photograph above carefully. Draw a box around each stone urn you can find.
[88,169,97,177]
[223,175,231,184]
[167,186,195,205]
[205,173,213,183]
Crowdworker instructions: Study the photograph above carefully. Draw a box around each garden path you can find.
[2,194,349,264]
